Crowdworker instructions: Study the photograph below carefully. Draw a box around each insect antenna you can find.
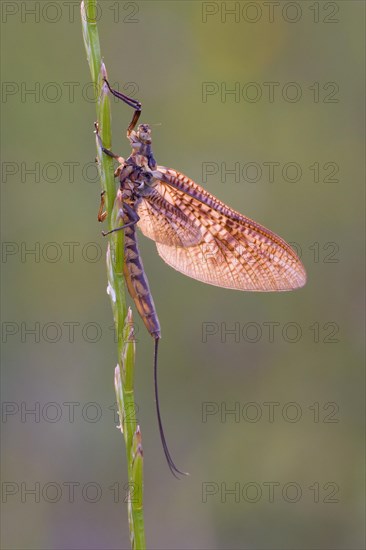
[153,338,189,479]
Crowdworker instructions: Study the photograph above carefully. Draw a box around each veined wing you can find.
[142,167,306,291]
[136,188,202,247]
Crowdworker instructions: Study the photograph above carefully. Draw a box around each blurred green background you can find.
[1,1,364,549]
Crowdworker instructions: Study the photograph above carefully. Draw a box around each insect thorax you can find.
[119,126,158,199]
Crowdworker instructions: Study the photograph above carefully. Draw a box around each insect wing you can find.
[136,189,202,247]
[147,167,306,291]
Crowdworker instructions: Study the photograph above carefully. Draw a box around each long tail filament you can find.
[153,338,188,479]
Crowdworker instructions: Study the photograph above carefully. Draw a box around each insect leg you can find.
[101,202,140,236]
[98,191,107,222]
[103,78,142,136]
[114,165,123,178]
[94,122,124,163]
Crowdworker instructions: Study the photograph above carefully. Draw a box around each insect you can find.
[95,78,306,477]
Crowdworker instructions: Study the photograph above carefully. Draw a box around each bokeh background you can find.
[1,1,364,549]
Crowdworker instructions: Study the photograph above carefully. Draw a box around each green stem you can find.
[81,2,145,548]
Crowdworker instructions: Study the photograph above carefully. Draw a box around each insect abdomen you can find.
[123,224,161,339]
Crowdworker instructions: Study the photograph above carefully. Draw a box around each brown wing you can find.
[136,188,202,247]
[142,167,307,291]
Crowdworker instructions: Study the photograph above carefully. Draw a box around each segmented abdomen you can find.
[123,223,161,339]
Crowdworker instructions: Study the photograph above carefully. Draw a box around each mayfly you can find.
[95,78,306,477]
